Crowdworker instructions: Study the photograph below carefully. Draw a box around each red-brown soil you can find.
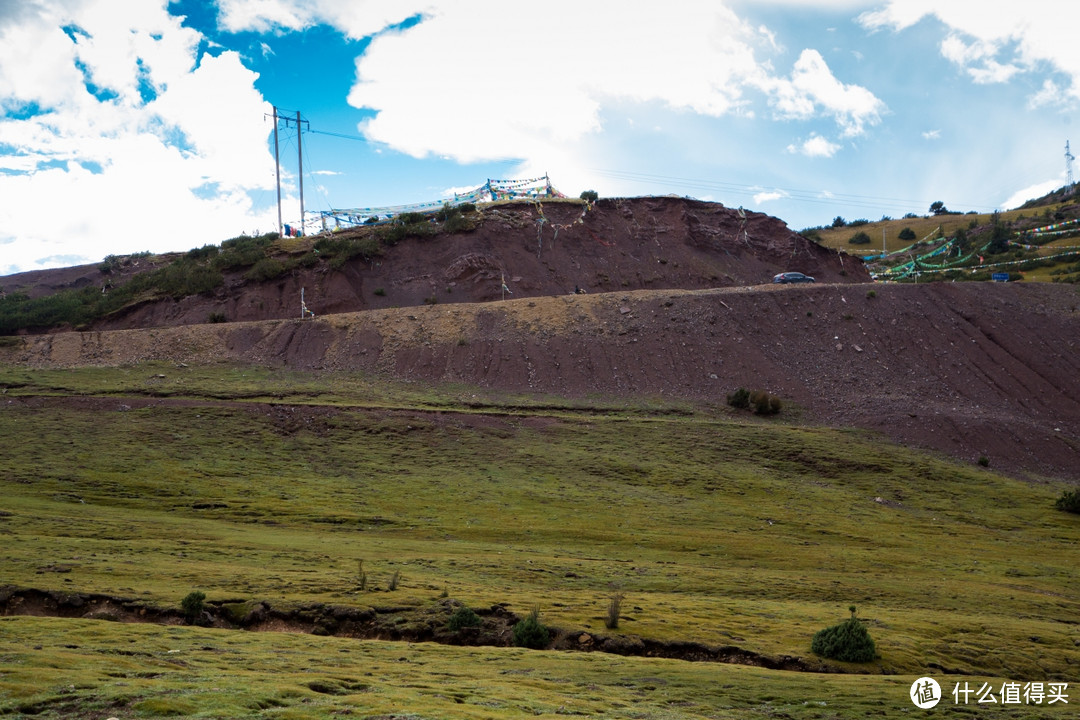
[2,197,1078,481]
[3,197,864,329]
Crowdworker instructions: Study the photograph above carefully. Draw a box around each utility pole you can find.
[297,110,305,235]
[267,107,309,238]
[272,106,282,238]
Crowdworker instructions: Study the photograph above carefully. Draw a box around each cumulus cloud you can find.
[761,49,884,137]
[922,129,941,140]
[787,133,841,158]
[753,190,785,204]
[218,2,882,166]
[860,1,1080,101]
[0,0,277,272]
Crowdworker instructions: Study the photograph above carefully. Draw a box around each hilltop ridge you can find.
[1,196,864,333]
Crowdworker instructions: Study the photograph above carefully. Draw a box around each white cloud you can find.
[1029,79,1065,110]
[860,1,1080,102]
[215,0,430,39]
[753,190,785,204]
[216,2,884,169]
[787,133,841,158]
[1002,178,1066,210]
[922,129,941,140]
[0,0,277,272]
[758,49,885,136]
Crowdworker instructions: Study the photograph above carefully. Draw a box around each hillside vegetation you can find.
[0,363,1077,718]
[806,187,1080,283]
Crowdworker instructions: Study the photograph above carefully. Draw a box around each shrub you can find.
[458,202,476,213]
[726,387,750,409]
[898,227,916,241]
[388,570,401,591]
[605,593,624,630]
[750,389,782,415]
[580,190,599,202]
[512,606,550,649]
[448,606,481,631]
[444,213,471,233]
[848,231,872,245]
[831,216,846,228]
[978,455,990,467]
[811,607,876,663]
[245,258,285,282]
[208,312,226,324]
[1054,488,1080,513]
[866,290,877,299]
[181,590,206,624]
[373,288,386,297]
[397,212,428,225]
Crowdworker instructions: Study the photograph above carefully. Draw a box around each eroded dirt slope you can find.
[3,197,865,331]
[3,281,1078,481]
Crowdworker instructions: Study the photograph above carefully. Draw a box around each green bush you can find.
[512,606,550,649]
[444,213,471,233]
[750,389,782,415]
[181,590,206,624]
[848,231,872,245]
[811,608,876,663]
[726,387,750,409]
[580,190,599,202]
[397,212,428,225]
[898,227,916,241]
[245,258,285,282]
[1054,488,1080,513]
[447,606,481,631]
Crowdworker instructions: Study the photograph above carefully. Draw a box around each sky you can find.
[1,0,1077,276]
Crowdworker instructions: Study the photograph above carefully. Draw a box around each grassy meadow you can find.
[1,362,1077,719]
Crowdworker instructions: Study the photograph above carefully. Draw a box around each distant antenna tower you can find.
[1067,140,1076,187]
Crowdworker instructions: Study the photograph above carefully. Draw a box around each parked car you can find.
[773,272,815,284]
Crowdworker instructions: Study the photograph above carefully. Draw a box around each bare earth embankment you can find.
[4,281,1078,481]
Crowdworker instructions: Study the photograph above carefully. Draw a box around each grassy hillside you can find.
[1,363,1077,718]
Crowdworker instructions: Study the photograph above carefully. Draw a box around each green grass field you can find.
[1,362,1077,719]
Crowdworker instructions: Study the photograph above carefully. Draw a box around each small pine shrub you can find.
[1054,488,1080,514]
[448,606,481,631]
[978,455,990,467]
[512,606,550,649]
[726,387,750,409]
[181,590,205,624]
[811,607,876,663]
[373,288,386,297]
[208,312,226,324]
[580,190,599,202]
[866,290,877,299]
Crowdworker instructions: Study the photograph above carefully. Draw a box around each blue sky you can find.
[1,0,1076,275]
